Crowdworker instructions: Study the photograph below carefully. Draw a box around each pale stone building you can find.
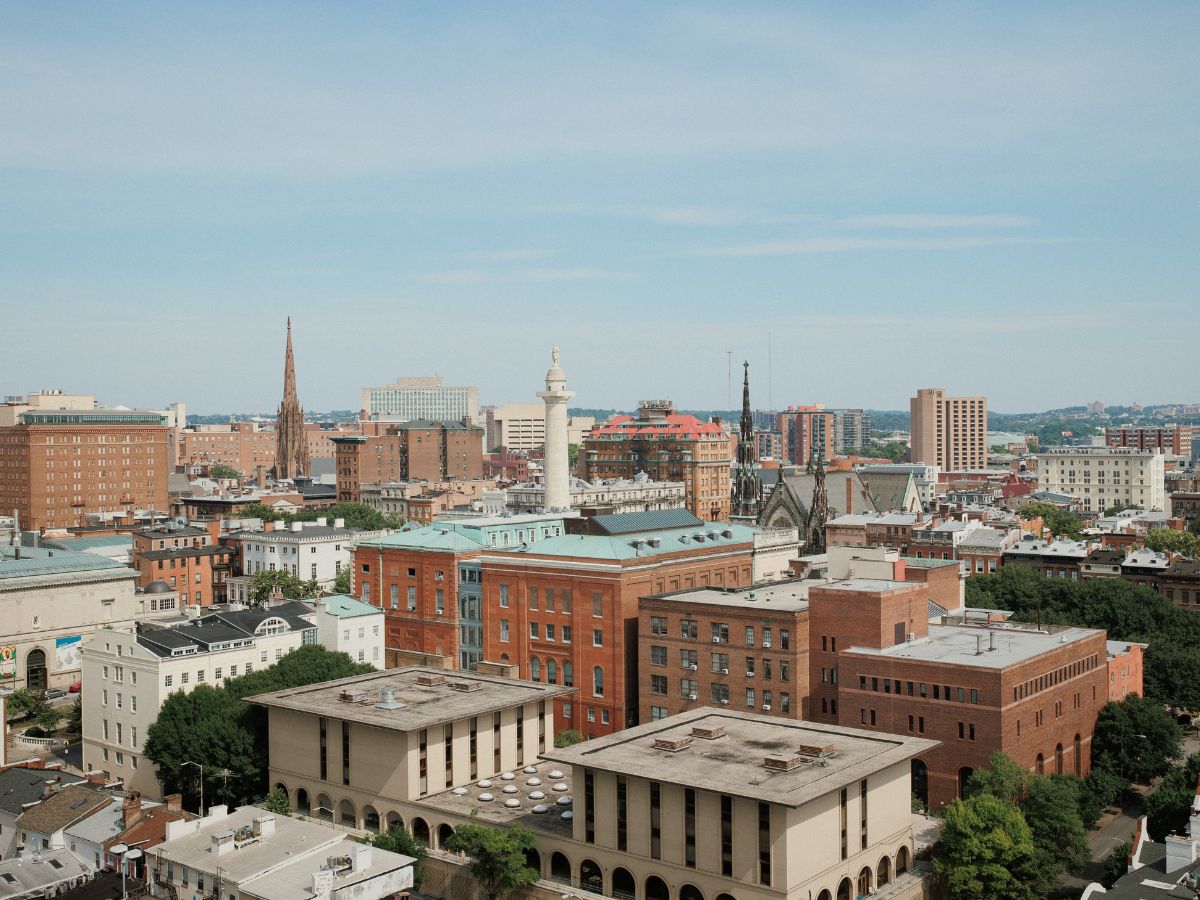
[1037,447,1166,513]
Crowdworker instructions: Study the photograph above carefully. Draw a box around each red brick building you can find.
[333,420,484,502]
[131,520,233,607]
[1106,425,1194,457]
[807,579,1110,810]
[1106,640,1145,701]
[479,518,757,738]
[776,405,837,466]
[584,403,732,521]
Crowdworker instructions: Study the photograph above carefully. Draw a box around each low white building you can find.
[752,526,802,581]
[506,472,687,514]
[233,518,389,591]
[146,806,414,900]
[306,594,385,669]
[80,603,320,798]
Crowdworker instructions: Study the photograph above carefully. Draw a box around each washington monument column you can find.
[537,347,575,512]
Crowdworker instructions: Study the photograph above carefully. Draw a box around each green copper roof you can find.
[514,522,758,561]
[0,545,135,583]
[590,509,704,535]
[317,594,382,617]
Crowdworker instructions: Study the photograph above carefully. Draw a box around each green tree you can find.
[223,645,373,700]
[1103,502,1139,517]
[1145,753,1200,841]
[1078,762,1129,828]
[966,750,1032,804]
[1101,842,1131,888]
[1092,694,1182,784]
[263,787,291,816]
[208,463,243,481]
[243,569,321,607]
[5,688,40,720]
[1025,775,1090,879]
[443,824,539,900]
[1018,500,1084,540]
[370,826,427,889]
[65,696,83,739]
[932,793,1038,900]
[33,704,62,736]
[144,685,260,810]
[1145,528,1200,559]
[861,441,908,461]
[332,567,352,595]
[553,728,583,748]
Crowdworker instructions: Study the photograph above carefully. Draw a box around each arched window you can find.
[295,788,311,815]
[911,759,929,810]
[339,799,356,828]
[958,767,974,799]
[1074,733,1082,777]
[877,855,891,887]
[680,885,705,900]
[530,657,541,682]
[646,876,670,900]
[580,860,603,893]
[1055,743,1064,776]
[524,848,541,876]
[316,794,333,822]
[817,892,832,900]
[437,823,454,849]
[563,660,574,687]
[550,852,571,884]
[857,867,872,897]
[1036,753,1044,775]
[593,666,604,697]
[612,868,636,900]
[837,877,853,900]
[896,845,910,875]
[547,659,557,684]
[411,817,430,845]
[26,648,47,691]
[363,805,380,833]
[385,811,403,832]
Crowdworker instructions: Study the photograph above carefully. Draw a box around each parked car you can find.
[44,688,67,700]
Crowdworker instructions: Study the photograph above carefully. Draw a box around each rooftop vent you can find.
[796,743,836,758]
[338,689,369,703]
[375,689,406,710]
[690,724,726,740]
[646,538,661,548]
[417,673,447,687]
[722,529,733,538]
[448,679,483,693]
[763,753,804,772]
[707,531,719,540]
[652,736,693,753]
[679,535,690,544]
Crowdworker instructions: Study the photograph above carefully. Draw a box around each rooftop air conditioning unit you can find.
[762,704,772,711]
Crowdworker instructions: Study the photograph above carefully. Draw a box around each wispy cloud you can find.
[418,267,638,285]
[700,235,1072,257]
[841,214,1037,230]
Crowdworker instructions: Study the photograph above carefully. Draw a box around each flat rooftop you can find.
[848,620,1101,668]
[645,579,811,612]
[248,667,574,732]
[814,579,914,593]
[420,759,574,838]
[542,709,937,808]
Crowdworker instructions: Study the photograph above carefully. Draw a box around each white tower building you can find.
[537,346,574,512]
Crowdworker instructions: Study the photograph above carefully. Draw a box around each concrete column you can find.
[537,347,575,513]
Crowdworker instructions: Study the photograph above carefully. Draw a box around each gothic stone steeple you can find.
[805,452,830,553]
[275,318,309,480]
[731,361,761,520]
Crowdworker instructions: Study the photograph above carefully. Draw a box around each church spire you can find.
[275,318,309,480]
[732,361,761,521]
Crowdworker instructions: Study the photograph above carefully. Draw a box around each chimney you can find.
[122,792,143,829]
[1164,833,1196,872]
[989,631,997,651]
[255,465,267,489]
[334,518,345,529]
[846,477,854,514]
[165,793,183,815]
[252,814,276,837]
[275,519,288,531]
[316,517,327,527]
[291,521,303,533]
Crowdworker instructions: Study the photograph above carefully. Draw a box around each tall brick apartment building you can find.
[807,579,1109,809]
[584,402,732,521]
[333,419,483,502]
[0,409,170,531]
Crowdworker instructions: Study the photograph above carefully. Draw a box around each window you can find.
[651,674,668,694]
[407,586,416,610]
[592,591,603,617]
[680,678,698,699]
[651,782,662,860]
[528,587,539,610]
[546,623,556,641]
[712,683,730,704]
[746,687,756,707]
[530,622,540,640]
[650,645,667,666]
[546,588,556,612]
[780,628,790,650]
[711,652,729,673]
[721,794,733,875]
[562,589,572,613]
[593,666,604,697]
[163,675,173,688]
[745,625,755,646]
[562,625,572,643]
[650,705,668,721]
[650,616,667,635]
[592,628,603,647]
[499,619,510,642]
[711,622,729,643]
[685,788,697,868]
[499,584,509,607]
[680,618,698,639]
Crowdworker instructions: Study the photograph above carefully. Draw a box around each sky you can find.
[1,2,1197,415]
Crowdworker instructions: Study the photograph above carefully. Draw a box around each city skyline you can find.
[2,3,1197,411]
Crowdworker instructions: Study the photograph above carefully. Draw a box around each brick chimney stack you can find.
[165,793,183,815]
[123,791,143,829]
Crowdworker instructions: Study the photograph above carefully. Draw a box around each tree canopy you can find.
[369,826,427,889]
[1017,500,1084,540]
[208,463,243,481]
[236,501,402,531]
[1144,528,1200,559]
[242,569,321,607]
[932,792,1039,900]
[1092,694,1182,784]
[966,565,1200,709]
[1145,753,1200,841]
[443,825,539,900]
[144,646,373,808]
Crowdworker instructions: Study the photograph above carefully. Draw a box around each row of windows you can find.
[1013,653,1100,702]
[662,618,792,649]
[856,676,980,705]
[162,652,280,687]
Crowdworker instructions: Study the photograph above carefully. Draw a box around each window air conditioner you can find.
[688,693,697,701]
[712,637,722,643]
[721,668,728,675]
[762,641,772,648]
[689,663,697,670]
[746,672,754,678]
[762,704,772,711]
[719,699,728,705]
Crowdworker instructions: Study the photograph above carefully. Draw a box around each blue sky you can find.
[1,3,1197,414]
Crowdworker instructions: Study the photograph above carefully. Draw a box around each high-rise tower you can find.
[537,347,574,512]
[275,318,309,480]
[731,361,761,521]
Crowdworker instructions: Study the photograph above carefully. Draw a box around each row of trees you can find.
[143,645,374,810]
[966,565,1200,710]
[235,501,404,531]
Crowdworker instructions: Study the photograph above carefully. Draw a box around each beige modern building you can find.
[254,669,934,900]
[909,388,987,471]
[1037,447,1166,514]
[80,603,319,797]
[0,545,140,692]
[485,402,595,453]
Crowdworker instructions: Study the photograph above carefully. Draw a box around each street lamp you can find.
[182,761,204,817]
